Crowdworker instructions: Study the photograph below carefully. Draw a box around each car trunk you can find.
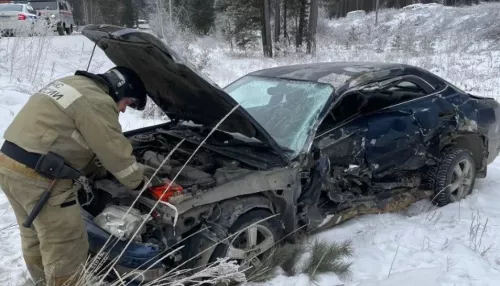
[0,11,21,21]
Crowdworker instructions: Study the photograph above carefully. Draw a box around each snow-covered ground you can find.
[1,3,500,285]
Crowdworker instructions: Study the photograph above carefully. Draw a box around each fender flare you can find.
[439,132,488,177]
[192,194,280,268]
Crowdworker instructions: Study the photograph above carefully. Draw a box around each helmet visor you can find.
[127,97,146,111]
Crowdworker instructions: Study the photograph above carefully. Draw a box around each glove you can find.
[133,175,164,191]
[149,175,165,187]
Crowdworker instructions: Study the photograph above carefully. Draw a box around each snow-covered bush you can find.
[0,21,55,93]
[321,2,500,54]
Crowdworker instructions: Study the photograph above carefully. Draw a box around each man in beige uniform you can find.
[0,66,150,286]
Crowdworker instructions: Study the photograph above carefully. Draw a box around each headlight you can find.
[93,205,152,241]
[51,14,55,19]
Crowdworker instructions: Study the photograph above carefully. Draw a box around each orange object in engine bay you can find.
[149,179,184,202]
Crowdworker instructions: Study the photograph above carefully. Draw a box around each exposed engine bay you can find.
[80,127,259,254]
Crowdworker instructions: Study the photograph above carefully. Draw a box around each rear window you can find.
[0,4,23,12]
[29,2,58,10]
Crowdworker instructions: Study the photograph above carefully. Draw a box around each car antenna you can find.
[86,42,97,72]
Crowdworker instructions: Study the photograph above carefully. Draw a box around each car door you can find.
[364,76,456,176]
[314,91,368,169]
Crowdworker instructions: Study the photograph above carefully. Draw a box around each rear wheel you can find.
[209,209,283,270]
[433,148,476,206]
[57,25,65,35]
[65,25,72,35]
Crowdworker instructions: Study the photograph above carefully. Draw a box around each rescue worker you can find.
[0,66,150,286]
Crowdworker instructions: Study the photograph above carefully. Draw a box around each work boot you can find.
[24,256,46,286]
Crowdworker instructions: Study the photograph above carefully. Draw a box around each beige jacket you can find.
[2,74,143,190]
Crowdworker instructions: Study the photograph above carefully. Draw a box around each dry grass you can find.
[469,210,493,257]
[0,21,55,93]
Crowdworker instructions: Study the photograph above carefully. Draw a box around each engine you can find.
[80,129,254,247]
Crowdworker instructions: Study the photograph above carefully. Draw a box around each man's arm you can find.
[71,97,145,190]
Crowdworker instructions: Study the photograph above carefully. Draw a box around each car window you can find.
[387,81,426,94]
[327,79,429,124]
[58,1,63,10]
[330,91,366,124]
[359,80,428,114]
[317,112,336,133]
[29,2,58,10]
[0,4,23,12]
[225,75,333,156]
[27,5,37,15]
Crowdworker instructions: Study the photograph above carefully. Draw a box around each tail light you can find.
[149,179,183,202]
[18,14,26,20]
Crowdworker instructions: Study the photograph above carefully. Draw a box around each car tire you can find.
[433,148,476,207]
[65,25,72,35]
[209,209,284,270]
[57,25,65,35]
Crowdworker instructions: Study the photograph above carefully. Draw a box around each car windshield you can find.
[224,75,333,156]
[29,2,57,10]
[0,4,23,11]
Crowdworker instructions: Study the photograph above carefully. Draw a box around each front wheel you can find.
[65,25,72,35]
[57,25,65,35]
[433,148,476,206]
[209,209,283,271]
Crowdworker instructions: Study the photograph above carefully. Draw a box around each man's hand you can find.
[132,175,165,191]
[138,163,165,188]
[148,175,165,188]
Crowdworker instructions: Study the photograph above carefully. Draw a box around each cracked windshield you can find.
[225,75,334,156]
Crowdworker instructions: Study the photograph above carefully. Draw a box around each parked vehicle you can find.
[79,25,500,283]
[28,0,74,35]
[0,2,39,36]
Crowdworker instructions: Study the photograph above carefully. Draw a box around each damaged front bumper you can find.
[81,209,166,283]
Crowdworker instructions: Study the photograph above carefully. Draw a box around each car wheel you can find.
[433,148,476,206]
[65,25,72,35]
[209,209,283,271]
[57,25,65,35]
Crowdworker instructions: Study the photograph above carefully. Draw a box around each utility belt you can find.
[0,141,82,181]
[1,141,85,228]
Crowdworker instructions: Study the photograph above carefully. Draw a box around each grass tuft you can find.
[246,243,306,282]
[301,239,354,282]
[246,238,354,284]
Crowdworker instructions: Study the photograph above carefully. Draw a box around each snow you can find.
[402,3,444,10]
[346,10,367,19]
[1,2,500,285]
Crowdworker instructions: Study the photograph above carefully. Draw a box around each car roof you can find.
[247,61,442,93]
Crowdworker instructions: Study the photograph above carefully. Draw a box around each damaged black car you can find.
[79,25,500,283]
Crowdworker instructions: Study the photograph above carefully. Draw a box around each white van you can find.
[28,0,74,35]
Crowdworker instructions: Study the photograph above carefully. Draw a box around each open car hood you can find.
[81,25,286,161]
